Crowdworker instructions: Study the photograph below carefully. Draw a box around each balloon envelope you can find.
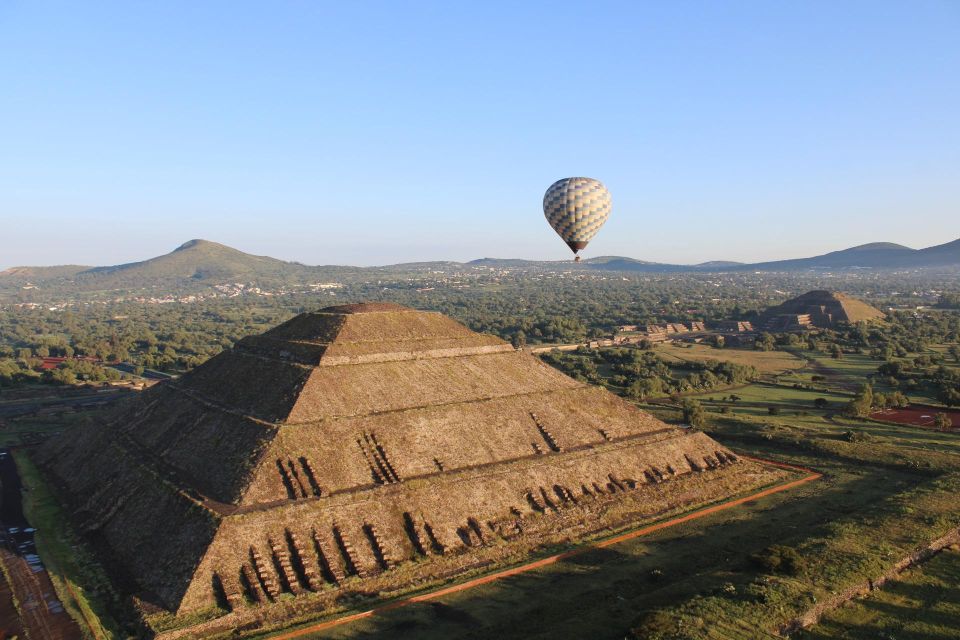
[543,177,612,255]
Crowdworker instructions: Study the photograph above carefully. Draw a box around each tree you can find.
[844,384,874,418]
[877,361,904,378]
[888,391,909,408]
[768,406,781,416]
[938,386,960,408]
[934,412,952,431]
[755,333,775,352]
[813,397,829,409]
[627,377,663,400]
[830,344,843,359]
[949,344,960,363]
[511,330,526,350]
[713,335,725,348]
[681,398,706,428]
[873,392,888,410]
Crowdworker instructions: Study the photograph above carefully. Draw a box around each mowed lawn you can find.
[654,343,806,374]
[800,547,960,640]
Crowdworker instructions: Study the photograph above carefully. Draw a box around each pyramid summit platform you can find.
[38,303,782,636]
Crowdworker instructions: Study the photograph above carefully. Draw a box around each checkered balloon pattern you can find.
[543,177,612,253]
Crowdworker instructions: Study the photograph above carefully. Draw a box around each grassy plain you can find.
[799,547,960,640]
[653,343,805,374]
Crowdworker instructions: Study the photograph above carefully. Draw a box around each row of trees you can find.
[843,384,910,418]
[539,346,759,401]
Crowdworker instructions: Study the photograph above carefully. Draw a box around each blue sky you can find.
[1,1,958,268]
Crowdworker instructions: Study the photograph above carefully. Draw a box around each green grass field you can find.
[654,343,805,374]
[690,382,851,417]
[800,547,960,640]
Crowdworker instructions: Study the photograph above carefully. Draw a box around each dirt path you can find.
[268,456,821,640]
[0,548,81,639]
[806,359,860,392]
[0,448,82,640]
[0,565,25,638]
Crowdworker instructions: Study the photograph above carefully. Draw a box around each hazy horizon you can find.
[4,235,959,272]
[2,1,958,269]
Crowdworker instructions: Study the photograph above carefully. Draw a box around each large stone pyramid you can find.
[38,303,774,629]
[761,290,884,327]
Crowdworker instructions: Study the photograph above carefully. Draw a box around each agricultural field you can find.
[654,343,805,375]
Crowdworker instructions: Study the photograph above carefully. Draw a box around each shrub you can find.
[681,398,706,427]
[843,430,871,443]
[751,545,806,576]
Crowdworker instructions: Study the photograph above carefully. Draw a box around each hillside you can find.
[740,240,960,271]
[0,265,90,283]
[3,236,958,301]
[0,240,361,298]
[80,239,312,284]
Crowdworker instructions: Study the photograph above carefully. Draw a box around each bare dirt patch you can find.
[870,405,960,430]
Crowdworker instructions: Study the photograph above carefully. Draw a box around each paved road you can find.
[0,389,128,419]
[108,362,175,380]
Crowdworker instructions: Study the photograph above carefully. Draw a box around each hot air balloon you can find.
[543,177,611,262]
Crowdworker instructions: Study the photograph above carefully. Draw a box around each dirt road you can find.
[0,448,82,639]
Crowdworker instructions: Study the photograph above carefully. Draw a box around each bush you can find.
[767,406,781,416]
[681,398,706,427]
[751,545,806,576]
[630,610,683,639]
[843,430,871,443]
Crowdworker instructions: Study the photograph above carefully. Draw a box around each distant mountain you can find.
[0,239,337,296]
[738,239,960,271]
[694,261,744,268]
[3,236,958,300]
[467,258,544,267]
[916,238,960,266]
[581,256,688,272]
[0,265,90,282]
[81,239,312,283]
